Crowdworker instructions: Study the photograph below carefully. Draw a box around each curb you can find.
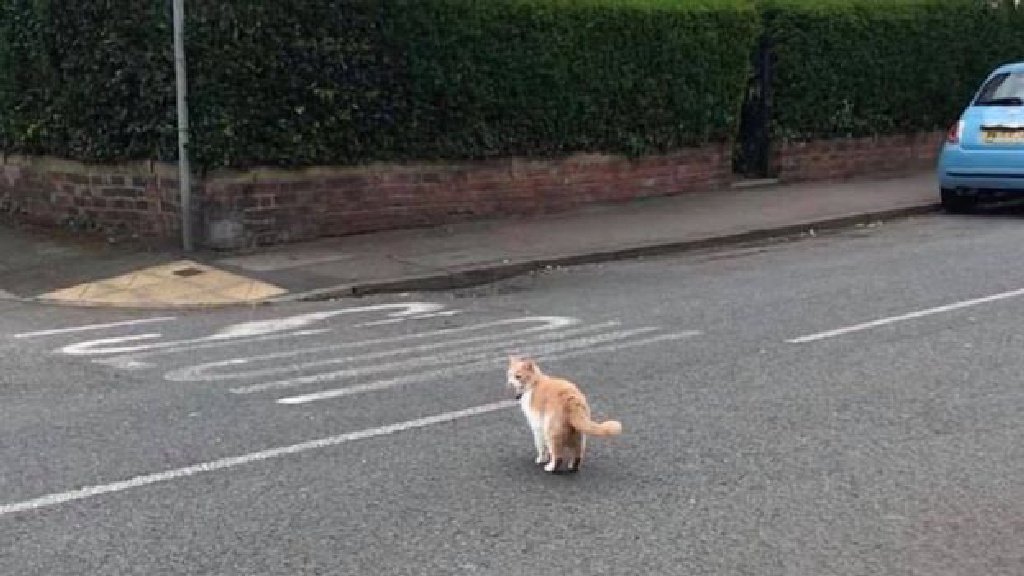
[274,203,940,303]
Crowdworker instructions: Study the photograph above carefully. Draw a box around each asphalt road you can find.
[2,212,1024,575]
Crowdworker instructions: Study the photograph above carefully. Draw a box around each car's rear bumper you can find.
[938,144,1024,192]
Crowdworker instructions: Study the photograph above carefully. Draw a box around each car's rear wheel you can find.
[941,188,978,214]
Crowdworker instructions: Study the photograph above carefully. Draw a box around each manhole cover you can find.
[173,267,206,278]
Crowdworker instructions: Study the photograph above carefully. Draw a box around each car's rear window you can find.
[975,72,1024,106]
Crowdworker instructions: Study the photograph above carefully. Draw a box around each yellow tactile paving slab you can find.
[37,260,287,308]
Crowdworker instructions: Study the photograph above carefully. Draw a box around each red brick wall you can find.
[0,158,182,241]
[202,146,732,247]
[1,132,938,248]
[773,131,945,183]
[0,146,729,248]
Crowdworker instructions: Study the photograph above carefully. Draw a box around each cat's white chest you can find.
[519,390,542,429]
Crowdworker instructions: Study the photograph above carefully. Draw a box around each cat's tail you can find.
[567,400,622,436]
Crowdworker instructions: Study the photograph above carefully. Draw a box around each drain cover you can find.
[173,267,205,278]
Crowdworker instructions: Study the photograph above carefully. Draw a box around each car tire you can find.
[941,188,977,214]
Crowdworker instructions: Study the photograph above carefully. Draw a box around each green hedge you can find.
[762,0,1024,141]
[390,0,760,159]
[0,0,56,154]
[51,2,174,160]
[0,1,175,159]
[185,1,396,168]
[3,0,1021,169]
[0,0,759,168]
[0,0,395,167]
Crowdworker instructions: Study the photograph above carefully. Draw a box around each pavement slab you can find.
[0,172,940,308]
[36,260,286,308]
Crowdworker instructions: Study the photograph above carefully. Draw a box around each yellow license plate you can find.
[982,130,1024,143]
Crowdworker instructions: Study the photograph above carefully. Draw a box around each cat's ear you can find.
[521,358,538,372]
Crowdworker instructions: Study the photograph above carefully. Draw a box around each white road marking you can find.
[209,303,442,340]
[354,310,463,328]
[60,333,165,356]
[1,311,701,516]
[170,320,610,383]
[93,329,332,370]
[166,316,576,381]
[787,287,1024,343]
[13,317,176,339]
[61,303,444,356]
[277,330,701,404]
[231,326,656,395]
[0,400,517,518]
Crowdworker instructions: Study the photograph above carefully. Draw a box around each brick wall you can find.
[773,131,945,183]
[1,132,939,249]
[2,145,731,249]
[203,146,732,248]
[0,157,183,241]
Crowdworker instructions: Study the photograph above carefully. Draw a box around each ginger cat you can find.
[507,356,622,473]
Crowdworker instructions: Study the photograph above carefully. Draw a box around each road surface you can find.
[2,213,1023,575]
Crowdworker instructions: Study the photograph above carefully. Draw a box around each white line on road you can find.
[0,400,518,518]
[164,315,581,379]
[60,303,444,356]
[102,316,572,372]
[93,329,333,370]
[787,287,1024,343]
[61,333,167,356]
[209,303,443,340]
[13,317,176,339]
[277,330,701,404]
[171,320,611,383]
[231,326,656,395]
[353,310,463,328]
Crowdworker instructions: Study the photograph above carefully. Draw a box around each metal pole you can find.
[173,0,193,252]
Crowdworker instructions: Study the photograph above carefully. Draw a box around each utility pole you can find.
[172,0,193,252]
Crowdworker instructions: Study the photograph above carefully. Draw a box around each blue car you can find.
[938,61,1024,212]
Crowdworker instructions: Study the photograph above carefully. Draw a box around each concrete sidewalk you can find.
[0,172,939,308]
